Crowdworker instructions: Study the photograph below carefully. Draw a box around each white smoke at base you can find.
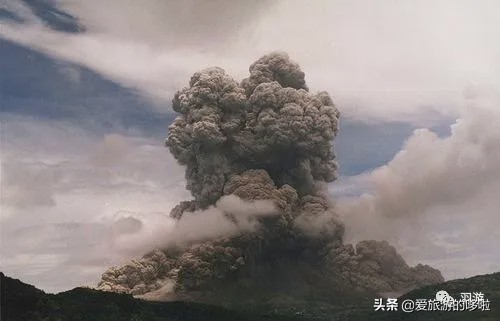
[106,195,278,256]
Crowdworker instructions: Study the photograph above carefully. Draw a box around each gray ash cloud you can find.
[97,52,443,300]
[166,52,339,206]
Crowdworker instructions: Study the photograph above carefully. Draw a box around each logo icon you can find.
[435,290,454,307]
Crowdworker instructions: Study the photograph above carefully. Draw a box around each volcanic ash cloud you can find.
[97,53,443,301]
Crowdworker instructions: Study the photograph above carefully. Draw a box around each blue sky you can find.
[1,0,499,292]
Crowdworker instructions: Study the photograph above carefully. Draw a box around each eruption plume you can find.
[97,53,443,301]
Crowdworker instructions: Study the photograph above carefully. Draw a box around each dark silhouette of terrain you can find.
[1,271,498,320]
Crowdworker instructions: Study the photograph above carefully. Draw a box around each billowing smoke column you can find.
[98,53,443,301]
[168,53,339,208]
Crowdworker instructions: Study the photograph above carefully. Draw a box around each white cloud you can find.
[0,117,190,292]
[0,0,41,24]
[1,0,499,121]
[58,0,270,49]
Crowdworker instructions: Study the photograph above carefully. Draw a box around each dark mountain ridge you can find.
[2,271,498,320]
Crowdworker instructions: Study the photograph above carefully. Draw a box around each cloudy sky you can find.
[1,0,499,293]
